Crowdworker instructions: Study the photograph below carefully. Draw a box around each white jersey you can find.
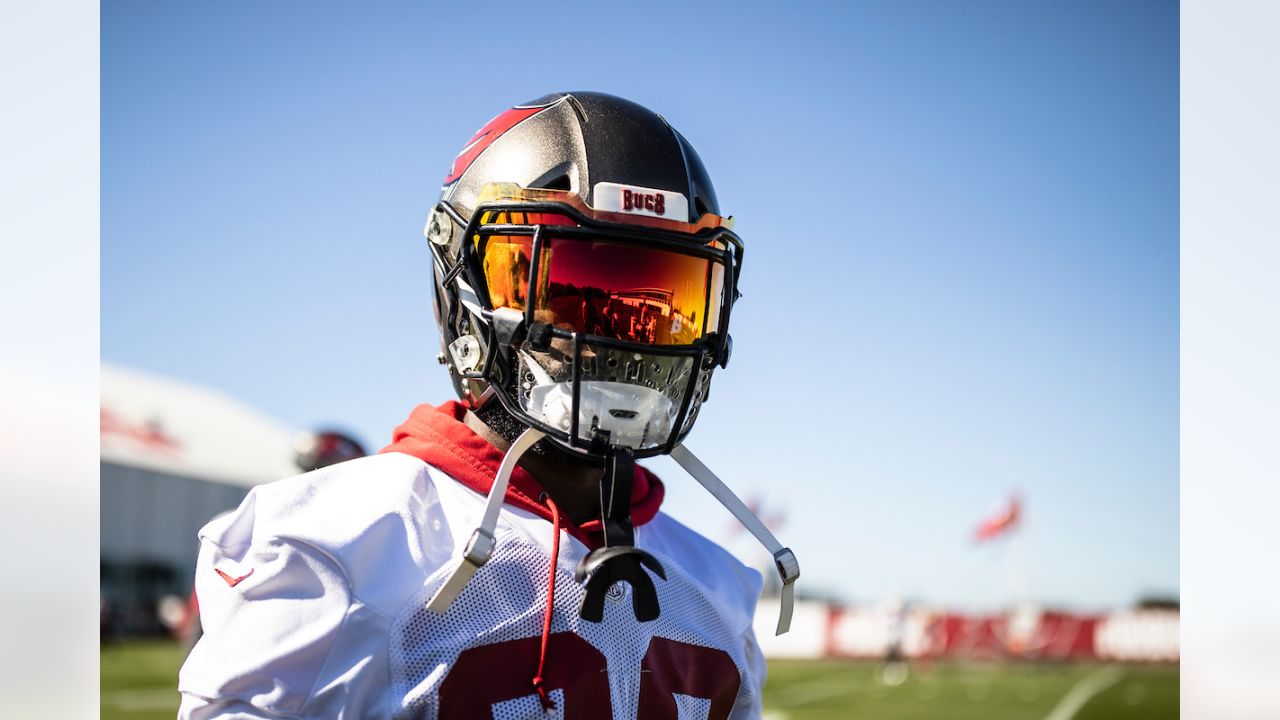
[178,451,765,719]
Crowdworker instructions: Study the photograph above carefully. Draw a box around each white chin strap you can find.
[427,427,545,613]
[670,444,800,636]
[426,428,801,636]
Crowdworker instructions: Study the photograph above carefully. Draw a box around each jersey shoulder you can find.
[641,511,764,624]
[198,451,452,615]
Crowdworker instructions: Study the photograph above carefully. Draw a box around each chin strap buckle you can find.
[463,528,496,566]
[773,547,801,635]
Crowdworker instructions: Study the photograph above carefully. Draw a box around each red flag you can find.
[974,494,1021,542]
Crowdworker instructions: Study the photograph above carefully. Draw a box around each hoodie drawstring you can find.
[532,494,562,711]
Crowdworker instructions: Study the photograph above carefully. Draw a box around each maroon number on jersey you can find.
[438,632,741,718]
[637,637,740,719]
[438,633,609,716]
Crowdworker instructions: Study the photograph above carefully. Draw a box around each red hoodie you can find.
[380,401,664,549]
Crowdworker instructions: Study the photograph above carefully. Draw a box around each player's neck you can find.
[463,408,604,525]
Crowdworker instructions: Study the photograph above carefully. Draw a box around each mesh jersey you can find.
[178,452,766,719]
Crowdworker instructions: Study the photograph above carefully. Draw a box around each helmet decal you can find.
[443,101,558,186]
[592,181,690,222]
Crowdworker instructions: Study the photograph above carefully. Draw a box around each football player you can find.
[178,91,798,719]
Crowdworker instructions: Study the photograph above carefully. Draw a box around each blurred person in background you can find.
[879,598,910,686]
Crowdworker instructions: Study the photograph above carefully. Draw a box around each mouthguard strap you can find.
[599,445,637,547]
[427,427,545,613]
[577,443,665,623]
[670,444,801,635]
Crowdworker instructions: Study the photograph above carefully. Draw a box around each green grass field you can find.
[102,640,1177,719]
[761,658,1177,719]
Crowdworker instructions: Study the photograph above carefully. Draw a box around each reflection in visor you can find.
[481,233,724,346]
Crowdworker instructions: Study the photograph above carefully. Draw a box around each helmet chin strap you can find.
[575,434,667,623]
[427,426,545,613]
[426,429,800,636]
[670,444,801,636]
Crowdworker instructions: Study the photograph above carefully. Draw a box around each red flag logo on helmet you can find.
[443,103,553,186]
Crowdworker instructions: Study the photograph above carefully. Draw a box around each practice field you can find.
[102,640,1177,719]
[762,658,1177,719]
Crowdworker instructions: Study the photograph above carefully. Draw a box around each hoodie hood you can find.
[380,401,665,548]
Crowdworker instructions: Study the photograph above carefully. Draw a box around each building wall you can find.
[101,461,252,635]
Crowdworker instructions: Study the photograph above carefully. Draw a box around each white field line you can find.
[769,664,874,709]
[1043,666,1126,720]
[777,682,865,708]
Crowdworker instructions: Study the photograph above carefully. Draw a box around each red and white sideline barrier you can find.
[753,600,832,659]
[753,600,1179,662]
[1094,609,1180,662]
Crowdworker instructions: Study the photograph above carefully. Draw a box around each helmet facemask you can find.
[433,185,740,459]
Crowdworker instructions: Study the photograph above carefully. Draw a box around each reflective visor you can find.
[480,214,725,346]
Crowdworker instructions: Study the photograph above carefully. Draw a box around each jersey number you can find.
[438,633,741,718]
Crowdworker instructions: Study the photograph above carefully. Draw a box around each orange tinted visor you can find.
[481,220,726,345]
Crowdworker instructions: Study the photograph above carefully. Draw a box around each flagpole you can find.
[973,491,1027,654]
[1010,493,1033,657]
[1014,493,1027,607]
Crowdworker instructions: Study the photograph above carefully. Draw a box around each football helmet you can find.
[426,91,739,458]
[293,429,367,472]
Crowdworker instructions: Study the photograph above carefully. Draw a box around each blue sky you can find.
[102,1,1178,610]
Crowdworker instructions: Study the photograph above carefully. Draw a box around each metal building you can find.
[101,364,298,635]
